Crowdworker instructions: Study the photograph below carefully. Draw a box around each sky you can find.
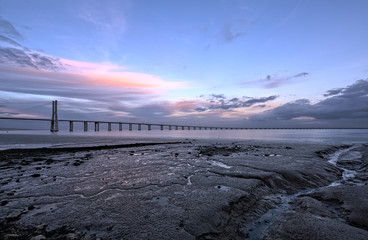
[0,0,368,128]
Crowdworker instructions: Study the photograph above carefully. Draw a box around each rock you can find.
[81,234,93,240]
[45,159,54,164]
[35,223,47,231]
[66,233,77,240]
[31,174,41,178]
[1,200,9,206]
[4,234,20,239]
[30,235,46,240]
[20,160,28,165]
[28,205,35,210]
[6,210,22,220]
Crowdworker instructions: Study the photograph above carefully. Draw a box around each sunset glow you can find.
[1,0,367,128]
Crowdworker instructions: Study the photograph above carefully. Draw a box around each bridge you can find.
[1,101,364,132]
[0,100,241,132]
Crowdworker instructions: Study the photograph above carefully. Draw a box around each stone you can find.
[20,160,28,165]
[6,210,22,220]
[4,234,20,239]
[35,223,47,231]
[81,234,93,240]
[66,233,77,240]
[30,235,46,240]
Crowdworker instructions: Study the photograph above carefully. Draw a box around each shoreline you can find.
[0,140,367,239]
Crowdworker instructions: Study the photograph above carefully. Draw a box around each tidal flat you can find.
[0,140,367,239]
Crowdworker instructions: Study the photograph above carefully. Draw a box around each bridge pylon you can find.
[50,100,59,132]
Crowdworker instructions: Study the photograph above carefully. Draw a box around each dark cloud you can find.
[0,35,22,47]
[196,94,278,112]
[294,72,309,78]
[243,95,278,106]
[244,72,309,88]
[210,94,226,99]
[0,16,64,71]
[0,16,23,40]
[250,79,368,122]
[0,47,64,70]
[195,107,207,112]
[323,88,344,97]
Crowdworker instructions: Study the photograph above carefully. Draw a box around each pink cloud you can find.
[60,59,186,90]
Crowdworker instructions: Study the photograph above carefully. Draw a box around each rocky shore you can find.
[0,140,367,239]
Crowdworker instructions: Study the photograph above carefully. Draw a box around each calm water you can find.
[0,129,367,150]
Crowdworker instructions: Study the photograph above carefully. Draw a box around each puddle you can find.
[328,145,359,186]
[187,175,193,185]
[148,196,169,207]
[211,161,231,169]
[263,154,282,157]
[215,185,230,191]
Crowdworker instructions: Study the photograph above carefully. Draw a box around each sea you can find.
[0,129,367,150]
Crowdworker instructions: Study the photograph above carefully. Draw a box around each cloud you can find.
[0,15,64,71]
[0,35,22,47]
[78,0,127,48]
[202,18,249,48]
[0,47,64,70]
[0,16,23,40]
[243,72,309,88]
[219,22,247,43]
[195,94,278,112]
[250,79,368,122]
[323,88,344,97]
[0,15,184,97]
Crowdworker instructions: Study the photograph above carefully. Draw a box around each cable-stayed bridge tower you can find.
[50,100,59,132]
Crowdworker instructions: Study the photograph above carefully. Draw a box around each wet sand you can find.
[0,140,367,239]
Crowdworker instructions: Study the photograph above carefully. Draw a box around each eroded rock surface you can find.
[0,140,367,239]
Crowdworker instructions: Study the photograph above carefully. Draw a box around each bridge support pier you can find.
[69,121,73,132]
[160,125,163,130]
[182,126,184,130]
[148,124,151,130]
[169,125,172,130]
[138,124,141,131]
[108,123,111,131]
[129,123,132,131]
[175,126,178,130]
[119,123,122,131]
[95,122,99,131]
[84,121,88,131]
